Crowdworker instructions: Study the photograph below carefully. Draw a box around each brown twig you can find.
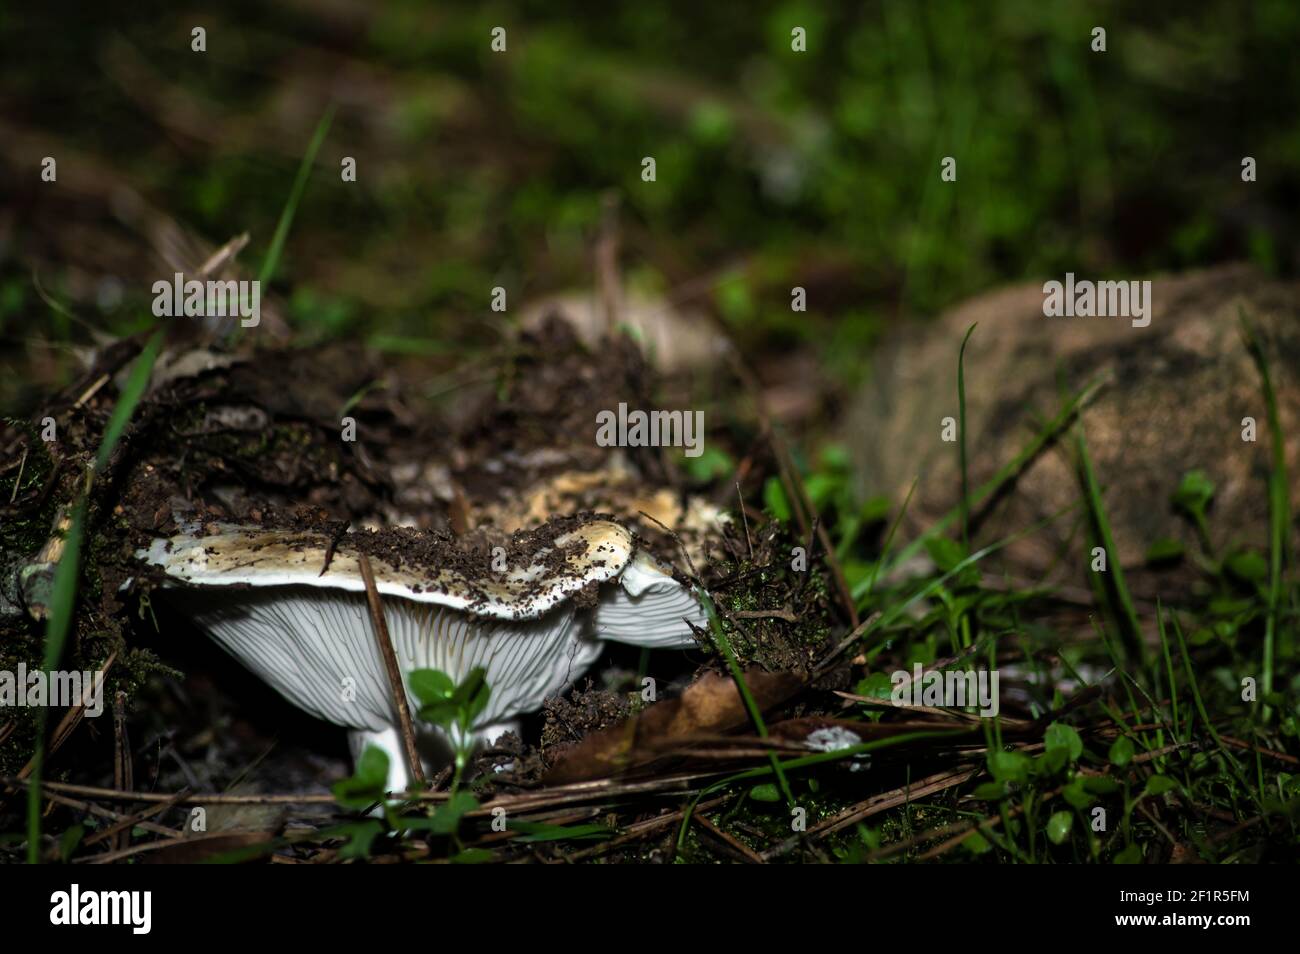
[22,785,182,844]
[112,689,133,852]
[357,553,427,789]
[82,787,193,849]
[9,446,26,503]
[735,481,753,561]
[695,813,765,863]
[16,651,118,781]
[1220,734,1300,765]
[761,766,980,861]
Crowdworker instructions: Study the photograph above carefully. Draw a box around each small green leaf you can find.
[1172,470,1215,519]
[429,792,479,835]
[409,669,455,705]
[1108,735,1135,767]
[399,791,480,836]
[854,670,894,702]
[1044,722,1083,762]
[749,783,782,803]
[962,831,992,854]
[763,477,791,521]
[1038,747,1069,775]
[1224,550,1268,583]
[417,700,459,728]
[1145,538,1185,563]
[332,745,391,808]
[461,668,492,723]
[924,536,967,573]
[972,780,1008,800]
[1046,811,1073,845]
[683,446,733,483]
[1062,778,1093,809]
[856,825,881,851]
[1113,842,1143,864]
[988,750,1031,784]
[334,820,384,859]
[1142,775,1178,798]
[1082,775,1121,795]
[59,824,85,862]
[509,821,616,843]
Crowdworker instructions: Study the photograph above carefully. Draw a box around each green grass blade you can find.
[258,105,335,288]
[861,502,1081,658]
[696,589,796,806]
[958,322,977,549]
[1074,420,1145,669]
[1241,311,1289,718]
[94,332,164,474]
[860,477,917,604]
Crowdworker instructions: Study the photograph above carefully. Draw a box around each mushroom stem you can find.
[358,554,427,791]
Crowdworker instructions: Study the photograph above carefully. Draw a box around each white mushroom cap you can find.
[139,517,635,621]
[137,516,706,792]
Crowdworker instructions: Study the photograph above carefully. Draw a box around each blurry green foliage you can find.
[3,0,1299,405]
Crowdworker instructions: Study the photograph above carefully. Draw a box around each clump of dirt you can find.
[702,517,837,675]
[540,681,634,758]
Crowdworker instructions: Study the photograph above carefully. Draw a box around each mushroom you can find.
[137,515,706,794]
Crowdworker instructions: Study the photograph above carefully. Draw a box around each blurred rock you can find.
[847,264,1300,596]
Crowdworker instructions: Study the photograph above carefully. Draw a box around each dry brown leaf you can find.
[545,668,803,784]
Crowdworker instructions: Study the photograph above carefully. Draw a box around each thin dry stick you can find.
[82,787,193,848]
[10,766,727,815]
[4,779,338,805]
[563,796,732,862]
[761,766,980,861]
[735,481,753,561]
[357,553,427,789]
[112,690,132,852]
[32,787,182,841]
[1219,734,1300,766]
[79,838,189,865]
[695,813,765,864]
[72,374,110,410]
[16,651,117,780]
[9,447,26,503]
